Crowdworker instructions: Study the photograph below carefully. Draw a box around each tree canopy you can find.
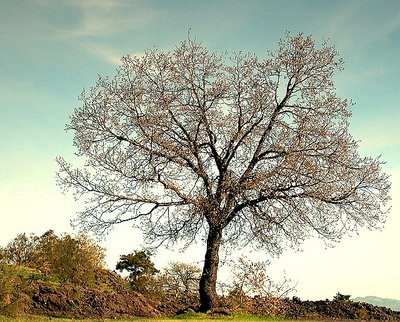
[116,250,159,293]
[57,33,390,310]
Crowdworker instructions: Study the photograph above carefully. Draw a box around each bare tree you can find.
[228,256,295,299]
[161,261,201,297]
[57,33,390,311]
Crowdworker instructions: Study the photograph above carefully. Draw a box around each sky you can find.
[1,0,399,301]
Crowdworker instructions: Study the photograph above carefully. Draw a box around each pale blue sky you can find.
[1,0,399,300]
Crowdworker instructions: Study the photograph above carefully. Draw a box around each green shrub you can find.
[0,265,26,317]
[39,231,105,284]
[1,230,105,286]
[116,250,159,294]
[333,292,351,301]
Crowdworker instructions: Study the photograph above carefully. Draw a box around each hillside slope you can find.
[353,296,400,311]
[2,264,400,320]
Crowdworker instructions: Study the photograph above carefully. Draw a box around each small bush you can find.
[334,292,351,301]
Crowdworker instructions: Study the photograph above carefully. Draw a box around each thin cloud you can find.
[56,0,161,39]
[31,0,160,65]
[365,8,400,42]
[352,117,400,153]
[84,42,122,65]
[324,1,400,52]
[82,42,139,66]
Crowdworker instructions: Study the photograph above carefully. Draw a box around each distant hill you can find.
[352,296,400,311]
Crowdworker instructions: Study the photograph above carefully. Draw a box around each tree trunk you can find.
[199,226,222,312]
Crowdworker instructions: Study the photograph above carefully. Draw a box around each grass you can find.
[0,313,345,322]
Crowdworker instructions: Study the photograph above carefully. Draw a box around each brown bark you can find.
[199,226,222,312]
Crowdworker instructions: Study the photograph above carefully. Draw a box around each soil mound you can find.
[23,270,194,319]
[283,298,400,320]
[28,281,157,318]
[26,270,161,319]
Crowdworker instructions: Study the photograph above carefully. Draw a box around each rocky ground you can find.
[24,270,193,319]
[283,297,400,320]
[18,270,400,320]
[218,294,400,321]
